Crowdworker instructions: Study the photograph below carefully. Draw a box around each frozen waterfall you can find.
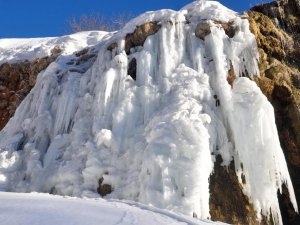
[0,1,297,224]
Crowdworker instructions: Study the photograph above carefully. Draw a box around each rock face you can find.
[0,48,61,129]
[210,157,268,225]
[107,22,161,54]
[249,1,300,224]
[195,23,211,40]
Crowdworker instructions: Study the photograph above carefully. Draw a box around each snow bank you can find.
[0,192,226,225]
[0,31,111,64]
[0,1,297,224]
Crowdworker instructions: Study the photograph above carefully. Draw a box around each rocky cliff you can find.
[0,48,61,129]
[249,1,300,224]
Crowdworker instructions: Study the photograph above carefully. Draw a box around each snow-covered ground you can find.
[0,1,298,225]
[0,31,111,64]
[0,192,226,225]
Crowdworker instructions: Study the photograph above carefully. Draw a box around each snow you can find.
[182,0,237,23]
[0,31,111,64]
[0,1,297,225]
[0,192,226,225]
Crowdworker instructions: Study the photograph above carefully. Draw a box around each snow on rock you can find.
[0,192,227,225]
[182,0,237,23]
[0,1,297,224]
[0,31,111,64]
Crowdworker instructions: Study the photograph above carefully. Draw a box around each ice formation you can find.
[0,1,297,224]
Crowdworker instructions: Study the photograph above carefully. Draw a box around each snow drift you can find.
[0,1,297,224]
[0,192,226,225]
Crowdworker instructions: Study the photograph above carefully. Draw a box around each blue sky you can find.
[0,0,268,38]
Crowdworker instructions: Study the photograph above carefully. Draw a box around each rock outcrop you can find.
[107,22,161,54]
[249,1,300,224]
[0,48,61,129]
[210,157,268,225]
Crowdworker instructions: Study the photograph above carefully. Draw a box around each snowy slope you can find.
[0,31,111,64]
[0,192,226,225]
[0,1,298,225]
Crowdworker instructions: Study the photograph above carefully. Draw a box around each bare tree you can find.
[111,12,133,30]
[68,13,133,32]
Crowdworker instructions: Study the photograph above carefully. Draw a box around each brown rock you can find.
[128,58,137,80]
[125,22,161,54]
[291,74,300,88]
[249,2,300,223]
[107,42,118,51]
[210,156,269,225]
[97,173,113,197]
[195,21,236,41]
[220,21,236,38]
[248,11,291,61]
[75,53,96,65]
[0,49,60,130]
[0,100,8,110]
[75,47,89,57]
[227,61,236,86]
[107,22,161,54]
[272,82,292,106]
[195,23,211,40]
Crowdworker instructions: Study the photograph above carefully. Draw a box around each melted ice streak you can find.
[0,1,297,224]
